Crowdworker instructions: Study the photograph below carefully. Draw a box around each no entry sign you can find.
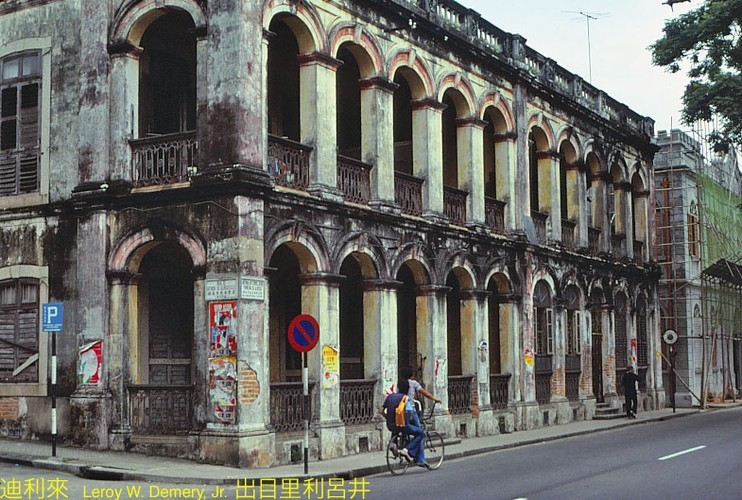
[287,314,320,353]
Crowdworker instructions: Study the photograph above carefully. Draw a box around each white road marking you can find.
[658,445,706,461]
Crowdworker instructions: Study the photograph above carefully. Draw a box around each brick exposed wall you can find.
[0,398,19,420]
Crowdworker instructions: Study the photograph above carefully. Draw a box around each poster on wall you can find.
[78,341,102,385]
[630,339,637,366]
[434,357,448,389]
[322,344,339,389]
[209,301,237,423]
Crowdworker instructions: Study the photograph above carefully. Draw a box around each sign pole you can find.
[51,330,57,457]
[303,351,308,475]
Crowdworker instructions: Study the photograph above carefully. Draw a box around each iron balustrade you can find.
[337,155,372,204]
[485,197,506,232]
[562,219,576,250]
[535,354,552,405]
[270,382,314,433]
[531,211,548,242]
[267,134,311,190]
[444,186,468,225]
[633,240,644,265]
[394,171,424,216]
[489,373,511,410]
[612,233,626,258]
[128,385,193,435]
[339,379,377,425]
[129,131,197,187]
[447,375,473,415]
[588,227,601,255]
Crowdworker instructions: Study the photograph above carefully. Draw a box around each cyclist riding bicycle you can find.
[379,378,430,469]
[401,366,441,430]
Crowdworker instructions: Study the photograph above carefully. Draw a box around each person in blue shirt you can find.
[380,378,429,468]
[400,365,441,429]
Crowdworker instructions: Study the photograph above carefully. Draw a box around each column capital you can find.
[299,272,345,287]
[458,289,491,301]
[536,149,559,161]
[416,284,451,296]
[496,293,522,304]
[455,117,488,129]
[107,42,143,59]
[297,52,343,71]
[493,132,517,143]
[359,76,399,93]
[633,190,650,198]
[363,279,403,292]
[106,270,142,285]
[564,161,582,172]
[411,98,447,112]
[614,181,632,191]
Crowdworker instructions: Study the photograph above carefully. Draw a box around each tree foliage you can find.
[650,0,742,152]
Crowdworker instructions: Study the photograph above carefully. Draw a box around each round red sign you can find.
[287,314,320,353]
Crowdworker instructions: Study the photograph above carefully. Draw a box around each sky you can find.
[459,0,695,135]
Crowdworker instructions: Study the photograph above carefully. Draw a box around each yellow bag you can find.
[395,395,408,427]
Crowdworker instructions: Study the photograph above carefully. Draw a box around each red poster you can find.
[79,341,102,385]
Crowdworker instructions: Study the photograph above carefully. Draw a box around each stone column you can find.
[412,99,446,219]
[360,78,398,212]
[512,83,528,235]
[633,190,650,261]
[416,285,452,434]
[580,309,596,418]
[299,53,343,201]
[495,133,517,231]
[456,118,487,226]
[591,172,609,253]
[362,279,400,405]
[108,45,140,180]
[576,162,589,249]
[461,290,495,435]
[564,160,581,247]
[613,182,628,257]
[546,151,562,241]
[552,303,571,423]
[602,304,618,407]
[517,275,539,430]
[301,272,345,460]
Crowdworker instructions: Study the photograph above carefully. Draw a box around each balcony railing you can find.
[633,240,644,265]
[447,375,473,415]
[268,134,311,190]
[339,379,376,425]
[337,155,372,204]
[588,227,601,255]
[489,373,511,410]
[612,233,626,258]
[531,211,548,242]
[444,186,468,225]
[485,197,506,232]
[394,171,424,216]
[270,382,314,432]
[130,131,197,187]
[128,385,193,435]
[562,219,576,250]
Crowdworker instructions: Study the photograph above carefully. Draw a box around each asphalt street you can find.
[367,407,742,500]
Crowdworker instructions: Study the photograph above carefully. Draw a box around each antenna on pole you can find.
[562,11,609,84]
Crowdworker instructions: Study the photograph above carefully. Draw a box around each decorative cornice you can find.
[297,52,343,70]
[411,98,447,112]
[359,77,399,93]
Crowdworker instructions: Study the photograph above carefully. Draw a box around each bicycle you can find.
[386,400,445,475]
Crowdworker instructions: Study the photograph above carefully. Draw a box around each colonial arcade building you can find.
[0,0,662,466]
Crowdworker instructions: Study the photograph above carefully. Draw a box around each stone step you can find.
[593,412,627,420]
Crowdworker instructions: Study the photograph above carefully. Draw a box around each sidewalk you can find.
[0,406,727,485]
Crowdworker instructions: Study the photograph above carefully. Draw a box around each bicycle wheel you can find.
[424,431,444,470]
[386,434,409,475]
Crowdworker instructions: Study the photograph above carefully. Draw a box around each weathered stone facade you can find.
[0,0,662,467]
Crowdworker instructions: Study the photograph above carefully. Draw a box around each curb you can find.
[0,409,707,484]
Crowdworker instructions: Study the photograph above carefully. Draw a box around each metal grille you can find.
[443,186,468,225]
[267,134,311,190]
[339,379,376,424]
[270,382,313,432]
[531,211,548,242]
[337,155,371,204]
[130,131,197,187]
[535,373,551,405]
[566,371,580,401]
[489,373,510,410]
[588,227,601,254]
[485,196,506,232]
[128,385,192,435]
[394,171,423,216]
[447,375,473,414]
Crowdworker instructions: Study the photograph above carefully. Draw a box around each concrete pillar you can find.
[461,290,495,435]
[495,134,517,231]
[301,272,345,460]
[299,53,343,200]
[362,280,400,407]
[360,78,398,211]
[412,99,446,219]
[105,273,131,449]
[546,152,562,241]
[517,273,540,429]
[513,84,528,234]
[633,190,649,260]
[591,172,609,252]
[457,119,487,225]
[416,285,452,433]
[602,304,618,406]
[499,297,521,404]
[614,182,628,256]
[576,163,589,249]
[553,305,572,423]
[108,48,139,180]
[565,161,581,246]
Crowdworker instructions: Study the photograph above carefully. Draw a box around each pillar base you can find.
[69,390,111,449]
[422,211,448,225]
[474,407,496,436]
[369,199,401,215]
[316,419,346,460]
[308,184,344,203]
[198,425,275,468]
[515,401,540,430]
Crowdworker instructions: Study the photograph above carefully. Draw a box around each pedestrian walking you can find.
[622,365,639,418]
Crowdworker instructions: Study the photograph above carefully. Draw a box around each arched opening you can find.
[446,272,463,377]
[559,141,578,249]
[615,292,628,396]
[130,241,194,435]
[631,171,647,263]
[441,89,469,224]
[609,161,625,256]
[529,128,550,241]
[339,256,364,379]
[336,45,362,159]
[564,285,582,401]
[392,69,424,215]
[138,11,196,136]
[483,106,508,231]
[446,268,474,415]
[268,244,303,383]
[487,273,512,409]
[586,152,603,254]
[590,288,606,402]
[267,17,300,141]
[533,280,553,405]
[396,262,421,374]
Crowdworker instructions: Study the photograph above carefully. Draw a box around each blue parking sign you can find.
[42,303,64,332]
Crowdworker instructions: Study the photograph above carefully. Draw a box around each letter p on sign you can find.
[42,303,64,332]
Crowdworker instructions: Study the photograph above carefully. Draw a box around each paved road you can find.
[368,407,742,500]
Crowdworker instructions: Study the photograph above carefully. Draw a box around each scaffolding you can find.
[654,123,741,408]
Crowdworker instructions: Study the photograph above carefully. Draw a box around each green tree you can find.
[650,0,742,152]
